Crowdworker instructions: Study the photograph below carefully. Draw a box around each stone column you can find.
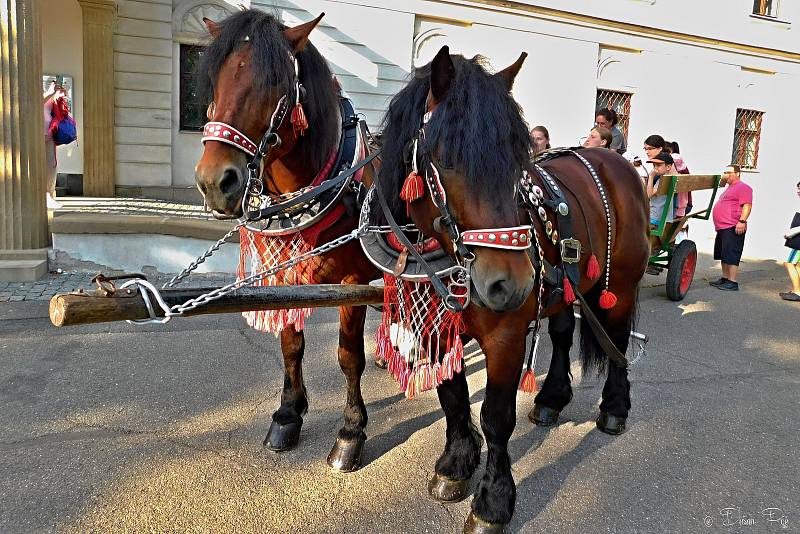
[0,0,49,251]
[77,0,115,197]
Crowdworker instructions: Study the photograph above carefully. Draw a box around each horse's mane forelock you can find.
[197,9,339,171]
[378,55,533,217]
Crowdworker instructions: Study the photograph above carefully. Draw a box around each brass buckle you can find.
[560,238,581,264]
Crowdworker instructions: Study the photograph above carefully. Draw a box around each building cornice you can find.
[454,0,800,63]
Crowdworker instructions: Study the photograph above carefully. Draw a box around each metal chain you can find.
[126,223,366,324]
[126,183,432,324]
[170,227,363,315]
[162,222,245,289]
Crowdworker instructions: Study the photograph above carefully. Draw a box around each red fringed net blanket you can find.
[237,229,317,335]
[376,273,465,398]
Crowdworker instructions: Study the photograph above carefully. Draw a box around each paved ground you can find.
[0,256,797,533]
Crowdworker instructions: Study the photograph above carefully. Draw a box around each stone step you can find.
[0,249,48,261]
[0,259,49,282]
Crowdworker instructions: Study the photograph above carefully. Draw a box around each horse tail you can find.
[579,285,639,376]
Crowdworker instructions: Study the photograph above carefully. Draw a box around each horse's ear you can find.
[430,45,455,103]
[495,52,528,91]
[203,17,220,38]
[283,13,325,53]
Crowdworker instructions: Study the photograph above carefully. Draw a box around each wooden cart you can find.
[648,174,722,301]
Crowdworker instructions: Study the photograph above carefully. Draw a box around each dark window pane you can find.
[180,44,206,132]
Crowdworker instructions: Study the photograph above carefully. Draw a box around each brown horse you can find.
[376,46,648,532]
[194,10,378,472]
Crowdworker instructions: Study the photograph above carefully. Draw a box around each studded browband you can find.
[202,122,259,156]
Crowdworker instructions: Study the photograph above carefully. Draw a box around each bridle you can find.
[373,106,533,311]
[201,54,300,219]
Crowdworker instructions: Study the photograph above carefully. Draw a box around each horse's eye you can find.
[238,61,246,68]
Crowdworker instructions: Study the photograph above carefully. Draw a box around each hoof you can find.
[263,420,302,452]
[327,436,365,472]
[528,404,560,426]
[428,473,471,503]
[463,511,506,534]
[596,412,626,435]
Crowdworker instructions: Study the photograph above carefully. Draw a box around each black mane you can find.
[197,9,339,171]
[379,55,532,215]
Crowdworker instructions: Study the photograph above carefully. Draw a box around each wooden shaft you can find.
[49,284,385,327]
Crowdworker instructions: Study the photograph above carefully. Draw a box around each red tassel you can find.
[291,102,308,138]
[400,172,425,203]
[562,276,576,304]
[586,254,601,280]
[599,289,618,309]
[519,369,537,394]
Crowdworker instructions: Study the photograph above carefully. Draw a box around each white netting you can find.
[376,273,465,398]
[237,227,317,335]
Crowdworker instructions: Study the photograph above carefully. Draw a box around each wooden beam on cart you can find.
[50,284,385,327]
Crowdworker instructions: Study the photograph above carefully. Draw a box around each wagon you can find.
[648,174,723,301]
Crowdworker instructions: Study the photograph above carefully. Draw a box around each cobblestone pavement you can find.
[0,270,234,302]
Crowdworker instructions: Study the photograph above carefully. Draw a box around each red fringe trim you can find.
[376,274,465,399]
[400,172,425,206]
[586,254,601,280]
[291,103,308,138]
[562,276,576,304]
[519,369,537,394]
[599,289,618,309]
[238,227,316,336]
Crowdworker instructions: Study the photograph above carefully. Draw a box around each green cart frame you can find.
[649,174,722,301]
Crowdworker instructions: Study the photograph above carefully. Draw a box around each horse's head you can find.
[194,11,331,219]
[381,46,535,313]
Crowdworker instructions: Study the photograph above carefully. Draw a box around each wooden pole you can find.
[50,284,385,327]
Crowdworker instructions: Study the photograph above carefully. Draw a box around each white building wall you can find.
[41,0,83,175]
[111,0,800,260]
[114,0,174,189]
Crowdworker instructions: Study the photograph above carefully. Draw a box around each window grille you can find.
[180,44,206,132]
[731,109,764,170]
[596,89,632,143]
[753,0,779,18]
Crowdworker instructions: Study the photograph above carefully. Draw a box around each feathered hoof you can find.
[428,473,471,503]
[596,412,627,435]
[463,511,506,534]
[528,404,560,426]
[326,435,365,472]
[263,420,302,452]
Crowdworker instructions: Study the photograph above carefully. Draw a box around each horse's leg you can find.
[428,367,483,503]
[264,326,308,451]
[529,308,575,426]
[465,329,526,533]
[326,304,368,472]
[595,296,636,435]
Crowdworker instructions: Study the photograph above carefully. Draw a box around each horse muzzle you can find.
[469,260,534,313]
[195,165,246,219]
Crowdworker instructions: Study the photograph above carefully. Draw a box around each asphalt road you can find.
[1,256,797,533]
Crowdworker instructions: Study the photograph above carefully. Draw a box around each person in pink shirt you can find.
[710,164,753,291]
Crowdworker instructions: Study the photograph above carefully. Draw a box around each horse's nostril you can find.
[487,278,512,303]
[218,169,241,195]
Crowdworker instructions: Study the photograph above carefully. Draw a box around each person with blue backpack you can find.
[43,81,77,208]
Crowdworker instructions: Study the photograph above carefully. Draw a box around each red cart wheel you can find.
[666,240,697,301]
